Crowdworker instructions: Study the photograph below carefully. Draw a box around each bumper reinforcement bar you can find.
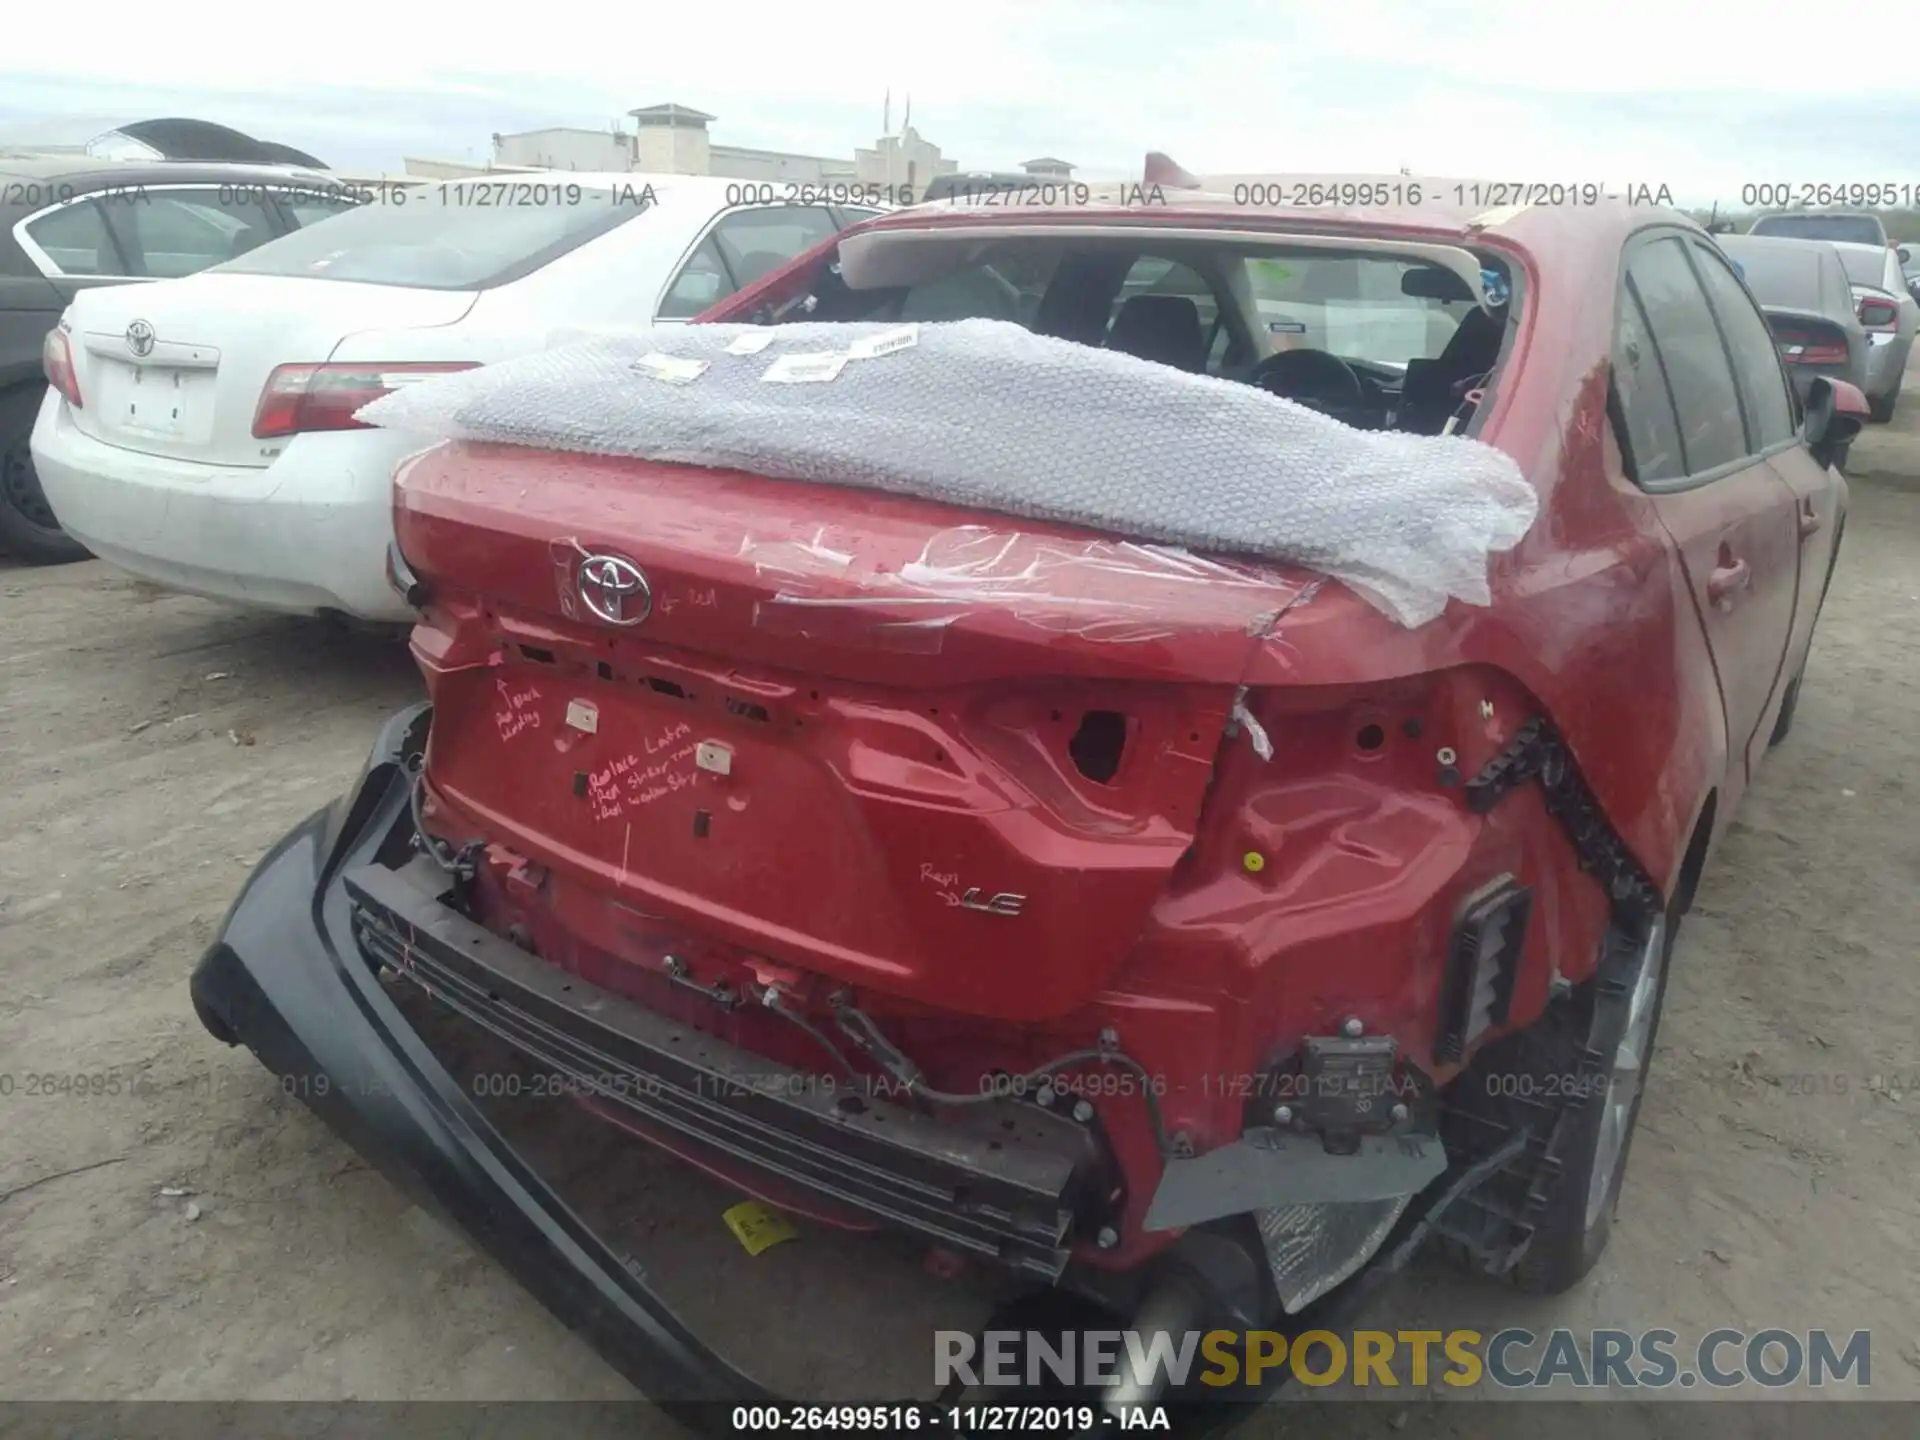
[345,856,1098,1281]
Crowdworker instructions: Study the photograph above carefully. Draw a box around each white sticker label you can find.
[632,352,711,385]
[762,352,848,384]
[847,325,919,361]
[725,331,777,356]
[695,740,733,775]
[565,699,599,734]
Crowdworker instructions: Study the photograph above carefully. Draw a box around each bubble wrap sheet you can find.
[358,319,1537,627]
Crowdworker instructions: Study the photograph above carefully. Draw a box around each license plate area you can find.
[96,360,216,443]
[447,668,862,912]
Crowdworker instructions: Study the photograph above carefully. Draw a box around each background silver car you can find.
[1829,240,1918,419]
[1713,234,1870,411]
[1748,208,1890,248]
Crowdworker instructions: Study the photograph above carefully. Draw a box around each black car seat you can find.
[1105,295,1209,373]
[1399,305,1507,433]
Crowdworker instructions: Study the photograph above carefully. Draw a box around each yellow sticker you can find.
[1243,851,1266,874]
[723,1200,797,1256]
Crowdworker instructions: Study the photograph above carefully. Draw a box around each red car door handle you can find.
[1708,557,1752,602]
[1800,506,1822,538]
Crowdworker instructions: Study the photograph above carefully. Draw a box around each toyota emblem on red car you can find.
[576,553,652,626]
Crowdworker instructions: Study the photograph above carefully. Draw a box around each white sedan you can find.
[31,175,880,621]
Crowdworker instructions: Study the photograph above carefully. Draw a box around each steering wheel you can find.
[1249,348,1367,417]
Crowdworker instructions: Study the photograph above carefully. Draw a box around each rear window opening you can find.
[789,230,1516,436]
[211,181,649,290]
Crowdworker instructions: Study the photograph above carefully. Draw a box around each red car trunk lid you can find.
[396,442,1318,1022]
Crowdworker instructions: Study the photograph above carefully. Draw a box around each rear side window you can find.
[657,236,732,319]
[1689,240,1798,448]
[212,183,646,290]
[21,199,121,276]
[1612,287,1688,484]
[1626,237,1749,476]
[708,206,838,288]
[101,189,279,278]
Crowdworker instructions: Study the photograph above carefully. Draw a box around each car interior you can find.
[793,233,1515,435]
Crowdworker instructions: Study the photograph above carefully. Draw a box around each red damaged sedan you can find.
[191,174,1857,1424]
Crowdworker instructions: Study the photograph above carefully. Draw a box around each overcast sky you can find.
[4,0,1914,205]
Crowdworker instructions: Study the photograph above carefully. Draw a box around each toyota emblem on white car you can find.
[125,320,155,357]
[577,553,652,626]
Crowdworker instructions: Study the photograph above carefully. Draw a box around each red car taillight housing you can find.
[252,362,477,440]
[42,328,82,409]
[1772,323,1851,366]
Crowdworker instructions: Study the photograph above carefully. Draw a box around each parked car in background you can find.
[192,185,1863,1419]
[79,116,328,168]
[30,177,883,618]
[1829,240,1919,419]
[0,156,359,561]
[1747,209,1891,249]
[1712,235,1869,452]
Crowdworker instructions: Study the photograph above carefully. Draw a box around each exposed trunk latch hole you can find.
[647,677,689,700]
[519,645,556,664]
[724,697,771,723]
[1069,710,1129,784]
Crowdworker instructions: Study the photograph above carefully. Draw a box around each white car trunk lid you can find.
[64,274,477,468]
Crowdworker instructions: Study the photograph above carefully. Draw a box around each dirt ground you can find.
[3,375,1918,1432]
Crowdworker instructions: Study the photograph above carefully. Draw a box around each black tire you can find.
[1868,392,1896,424]
[1518,912,1676,1292]
[0,385,90,564]
[1830,438,1852,474]
[1447,908,1677,1294]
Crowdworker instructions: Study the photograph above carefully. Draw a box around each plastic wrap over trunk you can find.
[359,319,1537,627]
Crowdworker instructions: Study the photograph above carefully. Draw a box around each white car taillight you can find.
[252,362,477,440]
[41,328,82,409]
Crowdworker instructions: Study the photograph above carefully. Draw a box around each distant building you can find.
[401,155,503,180]
[412,101,968,190]
[1022,157,1075,181]
[853,126,959,190]
[627,104,724,174]
[490,126,630,172]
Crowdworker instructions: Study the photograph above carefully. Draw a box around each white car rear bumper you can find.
[29,391,416,623]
